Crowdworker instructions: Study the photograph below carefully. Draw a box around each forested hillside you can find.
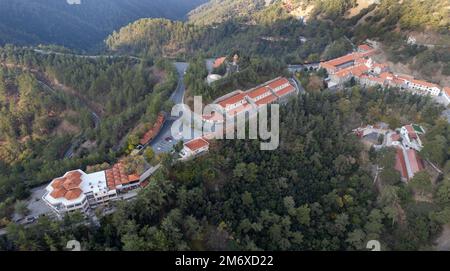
[188,0,273,25]
[107,0,449,83]
[0,0,206,50]
[189,0,449,32]
[0,46,178,224]
[2,85,449,251]
[106,17,343,63]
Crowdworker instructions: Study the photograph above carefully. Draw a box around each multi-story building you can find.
[209,77,298,121]
[185,77,299,159]
[43,163,142,217]
[320,44,444,97]
[402,78,441,96]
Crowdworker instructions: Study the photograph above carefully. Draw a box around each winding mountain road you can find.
[30,48,190,155]
[150,62,189,154]
[33,49,141,61]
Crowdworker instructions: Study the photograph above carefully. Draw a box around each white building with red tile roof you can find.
[320,52,362,74]
[180,137,210,160]
[205,77,298,123]
[43,170,115,216]
[390,124,426,182]
[394,146,425,182]
[320,44,445,97]
[43,163,145,216]
[402,78,441,96]
[406,148,424,178]
[400,124,424,151]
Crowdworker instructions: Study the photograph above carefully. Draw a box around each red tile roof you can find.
[405,125,414,133]
[276,85,296,97]
[256,94,278,106]
[213,57,226,68]
[218,92,247,108]
[410,79,440,89]
[405,125,417,139]
[65,171,82,180]
[105,163,139,189]
[128,174,140,183]
[51,177,66,189]
[49,170,84,200]
[321,53,360,70]
[379,72,394,80]
[358,44,373,52]
[185,137,209,152]
[62,177,82,190]
[140,113,165,145]
[247,86,270,99]
[335,64,370,78]
[267,77,290,90]
[395,148,408,180]
[444,87,450,97]
[50,187,68,199]
[407,149,424,175]
[65,188,83,200]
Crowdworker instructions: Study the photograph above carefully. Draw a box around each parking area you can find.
[149,119,178,154]
[12,184,54,223]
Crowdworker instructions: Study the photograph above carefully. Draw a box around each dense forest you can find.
[0,0,449,252]
[106,17,345,64]
[0,46,178,225]
[1,84,449,250]
[107,0,449,66]
[0,0,206,50]
[188,0,449,32]
[187,0,272,25]
[184,54,289,103]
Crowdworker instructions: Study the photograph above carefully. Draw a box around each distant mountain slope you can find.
[0,0,206,50]
[189,0,449,32]
[187,0,363,25]
[188,0,276,25]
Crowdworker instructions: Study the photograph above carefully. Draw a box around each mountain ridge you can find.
[0,0,207,50]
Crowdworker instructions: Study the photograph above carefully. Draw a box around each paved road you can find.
[150,62,190,154]
[170,62,189,104]
[33,49,141,61]
[140,164,161,182]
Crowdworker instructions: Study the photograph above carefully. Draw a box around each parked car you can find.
[24,216,36,224]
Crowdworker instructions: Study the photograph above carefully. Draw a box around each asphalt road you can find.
[150,62,190,154]
[33,48,141,61]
